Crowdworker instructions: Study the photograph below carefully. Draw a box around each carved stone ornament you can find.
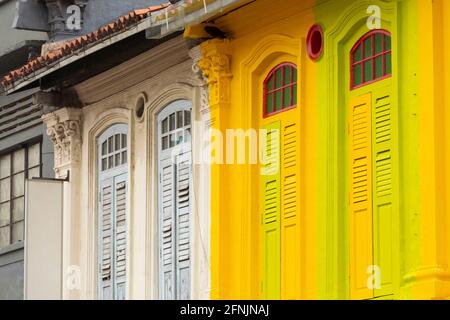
[42,108,82,178]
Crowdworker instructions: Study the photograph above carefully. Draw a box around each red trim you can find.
[350,29,392,90]
[263,62,298,118]
[307,24,324,61]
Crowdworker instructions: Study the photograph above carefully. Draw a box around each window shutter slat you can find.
[349,93,374,300]
[373,89,394,297]
[261,121,281,299]
[114,175,127,300]
[99,179,113,300]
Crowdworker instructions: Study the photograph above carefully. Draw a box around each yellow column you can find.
[197,39,233,299]
[415,0,450,299]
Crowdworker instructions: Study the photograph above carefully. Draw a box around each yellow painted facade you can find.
[190,0,450,299]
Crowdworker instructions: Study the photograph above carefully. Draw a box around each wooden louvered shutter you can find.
[114,174,127,300]
[261,121,281,299]
[175,152,191,300]
[372,87,394,297]
[160,158,176,300]
[349,93,374,300]
[99,178,113,300]
[280,120,300,298]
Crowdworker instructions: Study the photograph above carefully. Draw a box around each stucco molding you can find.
[42,107,82,178]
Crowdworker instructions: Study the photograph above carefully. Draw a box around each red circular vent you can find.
[307,24,324,61]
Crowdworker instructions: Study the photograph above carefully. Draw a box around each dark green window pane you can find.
[275,91,283,111]
[283,88,291,107]
[353,46,362,62]
[293,68,297,83]
[385,53,392,74]
[375,56,383,78]
[374,33,383,54]
[266,93,274,114]
[284,66,292,86]
[267,76,274,91]
[275,69,283,89]
[364,37,372,58]
[384,35,391,51]
[353,64,362,87]
[364,60,373,82]
[292,84,297,105]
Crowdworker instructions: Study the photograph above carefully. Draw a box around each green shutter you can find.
[261,121,281,299]
[372,87,394,297]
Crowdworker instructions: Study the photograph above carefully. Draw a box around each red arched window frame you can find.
[263,63,298,118]
[351,29,392,90]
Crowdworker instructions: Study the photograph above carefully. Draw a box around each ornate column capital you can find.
[42,107,82,178]
[198,39,232,108]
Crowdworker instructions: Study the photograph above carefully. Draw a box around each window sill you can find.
[0,241,24,256]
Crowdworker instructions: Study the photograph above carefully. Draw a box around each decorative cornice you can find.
[42,107,82,178]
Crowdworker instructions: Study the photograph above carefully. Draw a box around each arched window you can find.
[263,63,298,117]
[157,100,192,300]
[97,124,128,300]
[351,30,392,89]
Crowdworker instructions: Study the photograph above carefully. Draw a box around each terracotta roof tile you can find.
[0,3,169,91]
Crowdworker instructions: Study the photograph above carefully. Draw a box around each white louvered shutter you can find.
[99,178,113,300]
[114,174,127,300]
[175,152,191,300]
[160,158,176,300]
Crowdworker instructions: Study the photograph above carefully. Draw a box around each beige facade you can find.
[39,36,211,299]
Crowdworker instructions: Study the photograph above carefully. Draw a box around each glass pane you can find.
[12,221,24,243]
[102,158,107,171]
[12,197,24,222]
[162,118,168,134]
[364,60,373,83]
[121,134,127,149]
[28,143,41,168]
[185,128,192,143]
[275,90,283,111]
[115,134,121,151]
[0,155,10,179]
[385,53,392,75]
[267,76,274,91]
[353,64,362,87]
[108,155,114,169]
[176,132,183,145]
[0,178,10,202]
[162,136,168,150]
[12,173,25,198]
[374,33,383,54]
[115,154,121,167]
[384,35,391,51]
[12,149,25,174]
[293,68,298,83]
[0,202,10,227]
[169,134,176,148]
[121,151,127,165]
[177,111,183,129]
[28,167,40,179]
[102,142,107,156]
[375,56,383,78]
[108,137,114,153]
[0,226,10,248]
[284,66,292,85]
[169,113,175,131]
[353,46,362,62]
[292,84,297,105]
[283,88,291,107]
[266,93,274,114]
[275,68,283,89]
[184,111,191,126]
[364,37,372,58]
